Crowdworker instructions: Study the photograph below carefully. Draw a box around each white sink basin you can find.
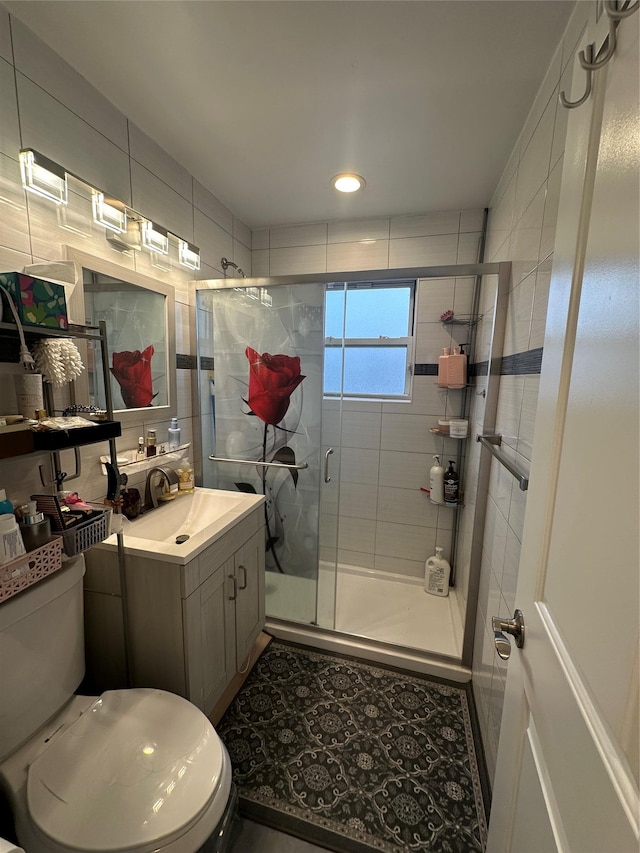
[98,487,264,564]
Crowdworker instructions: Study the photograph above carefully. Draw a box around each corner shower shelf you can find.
[440,314,481,326]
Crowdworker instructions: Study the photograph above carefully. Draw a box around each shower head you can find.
[221,257,246,277]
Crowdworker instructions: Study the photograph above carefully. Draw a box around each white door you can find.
[487,8,639,853]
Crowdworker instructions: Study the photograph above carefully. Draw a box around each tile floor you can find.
[232,818,329,852]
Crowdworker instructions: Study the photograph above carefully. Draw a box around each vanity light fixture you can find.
[332,173,365,193]
[19,149,68,205]
[92,192,127,234]
[178,239,201,271]
[140,220,169,255]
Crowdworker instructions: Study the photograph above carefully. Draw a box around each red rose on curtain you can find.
[245,347,305,425]
[111,345,155,408]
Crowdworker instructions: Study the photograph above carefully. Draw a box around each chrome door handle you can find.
[492,609,525,660]
[324,448,334,483]
[237,564,247,590]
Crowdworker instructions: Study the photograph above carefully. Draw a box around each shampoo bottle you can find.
[447,345,467,389]
[444,460,459,506]
[429,455,444,505]
[0,489,13,515]
[424,546,451,596]
[437,347,450,388]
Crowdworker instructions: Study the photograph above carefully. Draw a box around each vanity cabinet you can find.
[83,506,265,716]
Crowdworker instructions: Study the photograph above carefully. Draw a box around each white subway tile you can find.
[529,267,551,350]
[339,447,379,485]
[338,516,376,554]
[376,520,433,562]
[232,240,251,277]
[131,161,193,241]
[460,209,486,233]
[0,10,11,61]
[339,482,378,520]
[12,20,129,151]
[0,153,29,254]
[328,218,389,243]
[510,184,546,286]
[453,277,475,316]
[0,245,31,269]
[193,181,233,234]
[251,229,269,250]
[501,525,522,615]
[495,376,525,448]
[269,222,327,249]
[503,276,534,357]
[377,486,439,528]
[269,245,326,276]
[484,496,508,579]
[391,211,460,239]
[414,322,454,364]
[383,378,447,418]
[381,413,439,455]
[337,549,376,570]
[389,233,458,268]
[129,124,192,201]
[508,476,527,542]
[341,410,381,449]
[416,278,455,322]
[251,249,269,277]
[341,399,382,413]
[233,217,251,250]
[326,239,389,272]
[373,554,425,579]
[0,59,20,157]
[379,450,431,490]
[514,95,556,223]
[17,74,131,203]
[488,455,512,521]
[518,39,562,159]
[517,375,540,462]
[457,231,481,264]
[195,209,233,272]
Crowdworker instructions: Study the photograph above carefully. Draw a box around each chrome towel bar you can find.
[209,455,308,471]
[476,434,529,491]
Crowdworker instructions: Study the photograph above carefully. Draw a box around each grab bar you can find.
[209,455,308,471]
[476,435,529,491]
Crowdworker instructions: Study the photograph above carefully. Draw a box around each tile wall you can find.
[0,7,250,507]
[466,4,589,785]
[250,214,486,581]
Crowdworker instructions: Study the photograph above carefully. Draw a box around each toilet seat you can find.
[26,689,228,853]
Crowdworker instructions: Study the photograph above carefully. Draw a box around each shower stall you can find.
[196,262,511,677]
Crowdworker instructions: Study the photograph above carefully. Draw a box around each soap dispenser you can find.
[429,455,444,505]
[437,347,450,388]
[447,345,467,389]
[424,546,451,596]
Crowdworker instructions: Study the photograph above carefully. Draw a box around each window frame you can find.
[323,279,416,400]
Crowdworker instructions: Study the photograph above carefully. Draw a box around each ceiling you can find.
[6,1,574,229]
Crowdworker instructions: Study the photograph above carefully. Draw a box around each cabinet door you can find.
[196,557,237,715]
[234,530,265,669]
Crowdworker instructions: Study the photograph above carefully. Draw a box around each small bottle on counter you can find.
[136,436,146,461]
[0,512,26,565]
[16,501,51,551]
[168,417,181,451]
[0,489,13,515]
[145,429,157,458]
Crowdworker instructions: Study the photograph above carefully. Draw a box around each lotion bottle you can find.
[168,418,181,450]
[447,345,467,389]
[429,455,445,505]
[437,347,450,388]
[424,546,451,596]
[444,460,459,506]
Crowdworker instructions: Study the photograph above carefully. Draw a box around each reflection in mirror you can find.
[84,273,168,411]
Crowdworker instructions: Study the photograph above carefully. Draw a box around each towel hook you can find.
[604,0,639,20]
[580,15,617,69]
[559,44,595,109]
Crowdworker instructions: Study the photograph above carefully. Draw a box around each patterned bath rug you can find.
[218,640,489,853]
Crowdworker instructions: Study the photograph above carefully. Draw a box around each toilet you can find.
[0,556,236,853]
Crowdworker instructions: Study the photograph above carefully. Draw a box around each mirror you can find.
[64,248,176,425]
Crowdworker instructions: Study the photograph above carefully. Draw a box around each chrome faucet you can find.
[143,466,180,510]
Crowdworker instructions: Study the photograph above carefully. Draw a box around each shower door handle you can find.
[324,448,334,483]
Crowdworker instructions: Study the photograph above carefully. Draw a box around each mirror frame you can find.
[64,247,177,427]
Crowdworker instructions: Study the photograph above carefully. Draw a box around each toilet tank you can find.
[0,556,85,760]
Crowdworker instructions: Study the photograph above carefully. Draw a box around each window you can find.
[324,280,415,398]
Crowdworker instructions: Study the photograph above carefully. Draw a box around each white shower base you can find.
[265,563,464,659]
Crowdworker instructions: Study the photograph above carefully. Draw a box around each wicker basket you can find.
[61,508,111,557]
[0,536,64,603]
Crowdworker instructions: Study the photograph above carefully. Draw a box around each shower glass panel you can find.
[196,283,340,628]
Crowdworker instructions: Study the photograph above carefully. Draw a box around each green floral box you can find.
[0,272,68,330]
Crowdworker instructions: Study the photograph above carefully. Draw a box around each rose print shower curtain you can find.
[197,284,326,584]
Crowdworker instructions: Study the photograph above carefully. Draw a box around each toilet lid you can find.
[27,689,226,853]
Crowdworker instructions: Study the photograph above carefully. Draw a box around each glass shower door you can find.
[196,282,339,628]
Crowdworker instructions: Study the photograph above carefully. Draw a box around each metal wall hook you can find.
[559,44,595,109]
[580,18,617,70]
[605,0,639,20]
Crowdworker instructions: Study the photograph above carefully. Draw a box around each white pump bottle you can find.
[424,546,451,596]
[429,455,444,505]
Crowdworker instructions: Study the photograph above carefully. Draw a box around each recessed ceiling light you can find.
[332,173,365,193]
